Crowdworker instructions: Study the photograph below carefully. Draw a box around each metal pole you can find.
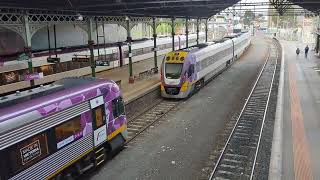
[253,5,255,36]
[172,17,175,51]
[88,17,96,77]
[23,14,34,86]
[205,19,208,42]
[186,18,189,48]
[119,43,123,67]
[126,16,134,83]
[102,23,107,62]
[95,20,100,60]
[153,17,158,72]
[233,6,235,33]
[196,18,199,45]
[47,25,51,57]
[53,24,57,58]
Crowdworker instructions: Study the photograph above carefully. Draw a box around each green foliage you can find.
[156,23,172,35]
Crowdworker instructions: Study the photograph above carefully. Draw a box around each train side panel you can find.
[0,79,127,180]
[161,32,251,99]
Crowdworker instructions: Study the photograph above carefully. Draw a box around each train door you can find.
[90,96,107,166]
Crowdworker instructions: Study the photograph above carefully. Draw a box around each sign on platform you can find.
[18,53,29,61]
[24,72,44,81]
[96,60,110,66]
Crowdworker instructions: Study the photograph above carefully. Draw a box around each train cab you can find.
[160,50,196,98]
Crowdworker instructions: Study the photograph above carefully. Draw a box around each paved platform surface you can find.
[282,41,320,180]
[87,36,269,180]
[94,56,163,102]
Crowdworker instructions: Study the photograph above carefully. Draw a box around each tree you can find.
[243,10,254,26]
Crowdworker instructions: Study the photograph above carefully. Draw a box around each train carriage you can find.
[161,32,251,98]
[0,33,205,87]
[0,77,127,180]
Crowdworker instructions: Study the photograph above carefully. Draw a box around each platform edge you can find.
[124,82,160,104]
[268,41,284,180]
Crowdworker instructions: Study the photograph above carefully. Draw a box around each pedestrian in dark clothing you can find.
[296,48,300,55]
[305,45,309,58]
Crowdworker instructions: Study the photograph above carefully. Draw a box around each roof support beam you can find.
[171,17,175,51]
[87,17,96,77]
[126,16,134,83]
[152,17,158,72]
[186,17,189,48]
[23,14,35,86]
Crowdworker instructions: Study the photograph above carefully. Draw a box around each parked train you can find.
[160,32,251,98]
[0,33,205,86]
[0,77,127,179]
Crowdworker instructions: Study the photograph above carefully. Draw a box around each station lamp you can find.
[76,13,83,21]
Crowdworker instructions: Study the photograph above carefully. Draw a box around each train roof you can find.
[0,77,118,122]
[177,42,215,52]
[172,32,250,55]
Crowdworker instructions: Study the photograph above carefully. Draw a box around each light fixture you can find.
[76,13,83,21]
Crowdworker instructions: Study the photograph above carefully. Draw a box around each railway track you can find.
[125,100,181,144]
[208,39,280,180]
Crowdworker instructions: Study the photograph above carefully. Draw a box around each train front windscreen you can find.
[165,63,183,79]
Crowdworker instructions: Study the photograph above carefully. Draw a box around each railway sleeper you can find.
[224,153,248,159]
[129,121,149,125]
[127,127,140,132]
[128,124,145,129]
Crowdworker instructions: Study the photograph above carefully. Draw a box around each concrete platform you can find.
[94,56,163,102]
[0,54,163,103]
[279,41,320,180]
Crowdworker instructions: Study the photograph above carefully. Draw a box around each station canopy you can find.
[0,0,318,18]
[287,0,320,14]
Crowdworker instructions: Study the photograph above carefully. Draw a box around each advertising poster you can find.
[20,140,42,165]
[24,72,44,81]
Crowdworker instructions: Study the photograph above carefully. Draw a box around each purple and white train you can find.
[0,77,127,179]
[161,32,251,98]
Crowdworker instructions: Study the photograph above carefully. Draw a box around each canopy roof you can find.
[0,0,318,18]
[0,0,240,18]
[288,0,320,14]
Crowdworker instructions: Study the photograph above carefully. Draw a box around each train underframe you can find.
[52,131,127,180]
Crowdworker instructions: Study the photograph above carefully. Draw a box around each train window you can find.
[165,63,183,79]
[188,65,195,77]
[55,116,82,149]
[6,133,49,176]
[95,106,105,128]
[112,97,125,119]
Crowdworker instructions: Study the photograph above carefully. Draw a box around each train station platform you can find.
[273,41,320,179]
[0,54,163,103]
[95,56,162,102]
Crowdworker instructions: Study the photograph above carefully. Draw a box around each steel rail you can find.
[208,40,276,180]
[249,42,279,180]
[125,100,181,145]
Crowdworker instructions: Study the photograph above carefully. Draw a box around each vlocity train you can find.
[0,77,126,179]
[161,32,251,98]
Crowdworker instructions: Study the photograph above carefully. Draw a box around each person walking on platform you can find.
[296,48,300,55]
[305,45,309,58]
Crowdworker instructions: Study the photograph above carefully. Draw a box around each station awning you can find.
[0,0,240,18]
[0,0,318,18]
